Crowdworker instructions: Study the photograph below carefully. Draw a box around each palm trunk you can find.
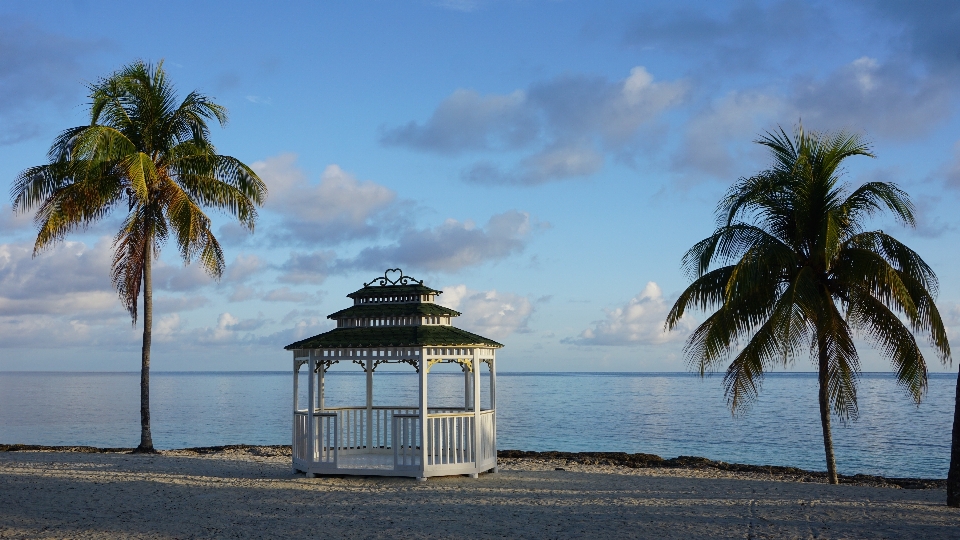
[947,368,960,506]
[136,239,155,452]
[818,335,839,484]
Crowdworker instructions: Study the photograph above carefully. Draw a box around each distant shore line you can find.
[0,443,945,490]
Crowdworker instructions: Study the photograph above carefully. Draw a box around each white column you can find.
[307,351,316,468]
[318,357,325,411]
[366,355,373,449]
[491,352,498,473]
[464,364,471,410]
[293,355,300,413]
[472,348,481,477]
[490,352,497,411]
[292,354,300,470]
[418,347,428,481]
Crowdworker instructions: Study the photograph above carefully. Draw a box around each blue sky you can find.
[1,0,959,372]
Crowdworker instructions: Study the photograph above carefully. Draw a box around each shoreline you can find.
[1,443,944,490]
[1,446,955,539]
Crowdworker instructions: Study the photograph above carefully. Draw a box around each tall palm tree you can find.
[665,124,950,484]
[11,60,267,452]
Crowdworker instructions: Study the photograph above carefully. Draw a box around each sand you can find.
[0,447,956,539]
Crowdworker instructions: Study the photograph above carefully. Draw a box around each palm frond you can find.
[817,300,860,421]
[840,182,915,228]
[847,285,928,403]
[665,265,734,331]
[722,268,818,413]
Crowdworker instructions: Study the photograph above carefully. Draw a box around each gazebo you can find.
[285,269,502,480]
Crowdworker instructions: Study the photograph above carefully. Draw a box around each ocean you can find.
[0,371,955,479]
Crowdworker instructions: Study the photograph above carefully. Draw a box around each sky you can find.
[1,0,960,373]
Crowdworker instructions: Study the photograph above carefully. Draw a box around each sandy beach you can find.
[0,447,956,539]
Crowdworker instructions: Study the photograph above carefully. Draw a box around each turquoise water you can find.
[0,371,955,478]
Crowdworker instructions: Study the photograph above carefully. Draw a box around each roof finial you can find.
[363,268,424,287]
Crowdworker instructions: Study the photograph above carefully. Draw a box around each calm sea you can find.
[0,371,955,479]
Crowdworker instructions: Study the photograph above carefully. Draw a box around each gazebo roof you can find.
[345,270,441,299]
[284,269,502,351]
[284,325,503,350]
[347,283,441,299]
[326,303,461,320]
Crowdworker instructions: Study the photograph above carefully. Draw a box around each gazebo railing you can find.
[321,406,418,450]
[392,413,420,468]
[425,411,476,466]
[293,410,308,461]
[293,411,337,464]
[318,406,476,452]
[295,406,495,472]
[478,409,496,465]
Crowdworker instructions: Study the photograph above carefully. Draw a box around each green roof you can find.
[285,325,503,350]
[346,284,441,299]
[327,303,461,320]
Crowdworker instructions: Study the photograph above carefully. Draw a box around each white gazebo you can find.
[285,269,502,480]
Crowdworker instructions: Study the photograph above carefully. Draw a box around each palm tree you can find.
[11,60,267,452]
[665,124,950,484]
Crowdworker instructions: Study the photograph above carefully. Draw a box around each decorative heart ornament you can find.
[384,268,403,285]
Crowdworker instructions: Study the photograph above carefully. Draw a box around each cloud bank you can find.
[439,285,535,339]
[567,282,695,346]
[382,67,686,185]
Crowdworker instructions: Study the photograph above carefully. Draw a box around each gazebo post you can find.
[490,353,498,474]
[292,356,299,473]
[307,352,316,474]
[366,355,373,449]
[318,358,325,411]
[490,353,497,411]
[463,367,471,410]
[470,348,481,478]
[292,356,300,413]
[418,348,428,481]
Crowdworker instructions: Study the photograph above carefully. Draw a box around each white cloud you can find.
[383,66,686,185]
[154,313,182,342]
[250,155,537,273]
[0,239,118,316]
[260,315,333,348]
[281,309,323,325]
[262,287,324,304]
[674,91,785,179]
[253,155,401,244]
[529,67,687,146]
[674,57,954,183]
[439,285,535,339]
[152,259,215,292]
[193,312,270,344]
[791,57,953,139]
[0,205,33,232]
[224,254,266,283]
[380,89,536,153]
[0,239,139,349]
[278,250,337,284]
[153,295,210,313]
[343,210,534,272]
[567,282,695,346]
[464,143,605,186]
